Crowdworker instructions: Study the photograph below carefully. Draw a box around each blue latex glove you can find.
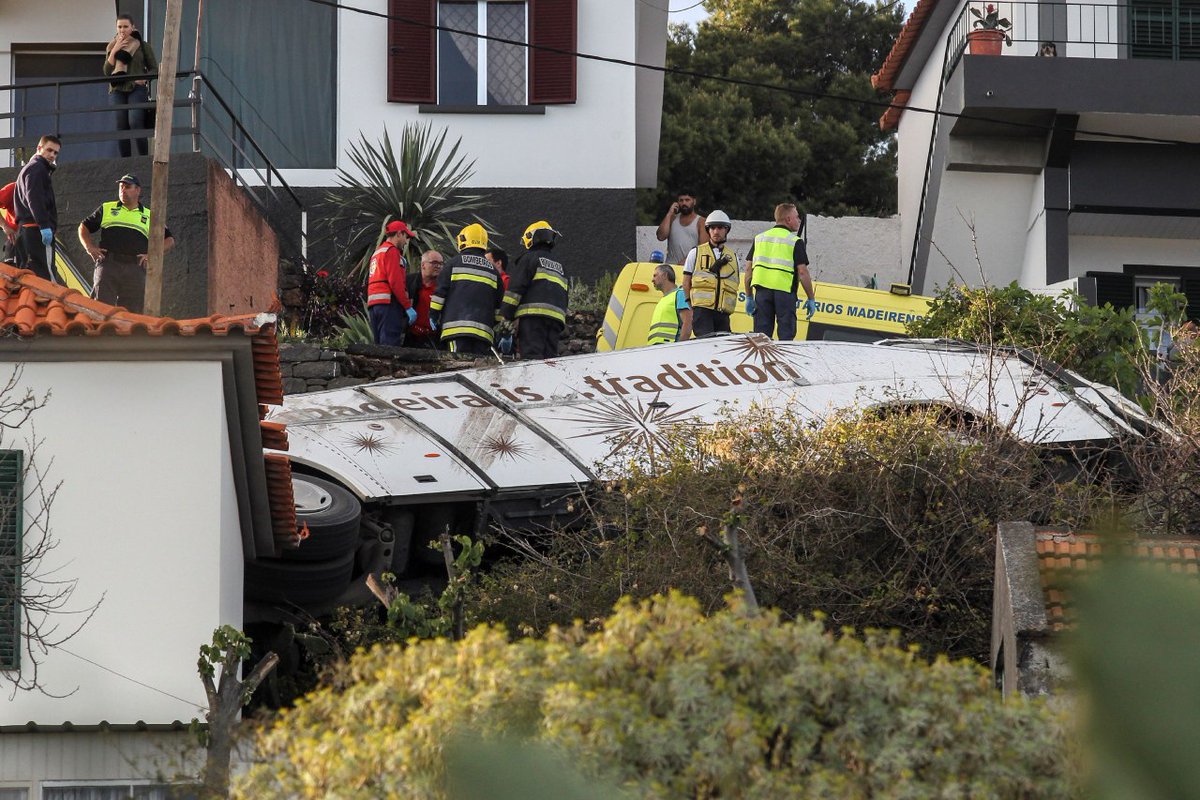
[803,298,818,319]
[745,294,756,316]
[498,336,514,355]
[429,312,440,331]
[40,228,53,247]
[405,306,417,326]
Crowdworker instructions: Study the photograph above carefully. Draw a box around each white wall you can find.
[1069,235,1200,275]
[281,0,652,189]
[635,215,905,289]
[0,731,203,789]
[924,170,1036,289]
[2,360,243,727]
[1019,172,1048,288]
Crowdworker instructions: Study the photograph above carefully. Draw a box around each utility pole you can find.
[145,0,183,317]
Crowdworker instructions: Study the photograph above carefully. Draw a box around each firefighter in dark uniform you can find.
[77,173,174,313]
[500,220,569,359]
[430,223,504,355]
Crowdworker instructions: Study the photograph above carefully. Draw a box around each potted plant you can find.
[968,4,1012,56]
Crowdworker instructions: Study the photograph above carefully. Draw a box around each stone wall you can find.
[278,311,602,395]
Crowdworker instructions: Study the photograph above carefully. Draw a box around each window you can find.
[439,2,527,105]
[388,0,577,106]
[0,451,23,672]
[1129,0,1200,59]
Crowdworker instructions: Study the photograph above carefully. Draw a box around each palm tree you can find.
[324,123,491,275]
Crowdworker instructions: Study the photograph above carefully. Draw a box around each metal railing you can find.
[0,70,308,264]
[945,0,1200,75]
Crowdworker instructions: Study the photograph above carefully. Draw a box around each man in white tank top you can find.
[655,190,709,265]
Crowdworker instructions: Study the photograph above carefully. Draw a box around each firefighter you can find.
[430,223,504,355]
[500,220,569,359]
[682,209,739,337]
[366,220,417,347]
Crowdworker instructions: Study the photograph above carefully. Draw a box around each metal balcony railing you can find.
[944,0,1200,80]
[0,71,308,263]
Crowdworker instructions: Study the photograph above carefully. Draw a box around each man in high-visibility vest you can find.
[78,173,175,312]
[744,202,815,341]
[366,220,418,347]
[648,264,693,345]
[682,209,739,337]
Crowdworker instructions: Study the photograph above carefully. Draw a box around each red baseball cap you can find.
[385,220,415,237]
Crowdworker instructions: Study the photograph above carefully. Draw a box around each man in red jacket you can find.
[0,181,19,266]
[366,220,417,346]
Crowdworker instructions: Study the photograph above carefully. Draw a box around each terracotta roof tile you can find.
[1035,529,1200,628]
[260,421,289,452]
[0,264,295,546]
[872,0,942,93]
[264,454,298,547]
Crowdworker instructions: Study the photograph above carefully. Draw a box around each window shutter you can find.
[388,0,436,103]
[1087,271,1136,309]
[0,450,23,671]
[529,0,578,104]
[1181,278,1200,322]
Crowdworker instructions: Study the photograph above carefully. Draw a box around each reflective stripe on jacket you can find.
[502,245,569,326]
[689,242,739,314]
[750,226,799,293]
[649,289,684,345]
[432,248,504,343]
[366,242,411,308]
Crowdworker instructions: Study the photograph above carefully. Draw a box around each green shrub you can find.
[236,593,1075,800]
[474,407,1111,660]
[909,282,1147,395]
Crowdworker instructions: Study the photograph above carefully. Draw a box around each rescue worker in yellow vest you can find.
[430,223,505,355]
[78,174,174,313]
[648,264,693,345]
[743,202,815,341]
[682,209,739,338]
[500,220,569,359]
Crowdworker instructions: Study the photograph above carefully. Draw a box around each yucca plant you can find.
[324,124,491,276]
[328,308,375,349]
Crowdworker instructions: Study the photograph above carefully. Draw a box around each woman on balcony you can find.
[104,14,158,158]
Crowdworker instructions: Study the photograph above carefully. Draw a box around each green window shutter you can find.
[0,450,23,672]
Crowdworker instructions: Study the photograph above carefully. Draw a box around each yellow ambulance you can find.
[596,261,932,351]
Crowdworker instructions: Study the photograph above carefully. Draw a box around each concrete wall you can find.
[208,161,279,315]
[0,153,279,318]
[1,359,242,727]
[1069,235,1200,275]
[923,171,1036,289]
[635,216,906,289]
[0,730,202,792]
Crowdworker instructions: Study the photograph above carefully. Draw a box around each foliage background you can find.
[237,593,1074,800]
[639,0,904,222]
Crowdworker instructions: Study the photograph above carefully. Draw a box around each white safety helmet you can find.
[705,210,732,230]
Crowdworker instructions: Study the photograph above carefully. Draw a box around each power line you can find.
[60,646,208,712]
[299,0,1200,147]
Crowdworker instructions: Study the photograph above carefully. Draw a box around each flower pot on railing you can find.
[967,28,1006,55]
[968,4,1012,55]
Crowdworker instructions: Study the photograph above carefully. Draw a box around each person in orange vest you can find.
[366,220,417,346]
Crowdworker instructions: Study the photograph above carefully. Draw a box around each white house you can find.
[1,0,670,277]
[873,0,1200,315]
[0,264,292,797]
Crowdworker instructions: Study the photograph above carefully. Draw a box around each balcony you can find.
[938,1,1200,137]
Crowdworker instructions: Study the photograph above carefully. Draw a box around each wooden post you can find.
[144,0,183,317]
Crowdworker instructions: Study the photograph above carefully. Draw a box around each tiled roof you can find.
[879,90,911,132]
[1036,530,1200,629]
[0,264,294,546]
[871,0,942,129]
